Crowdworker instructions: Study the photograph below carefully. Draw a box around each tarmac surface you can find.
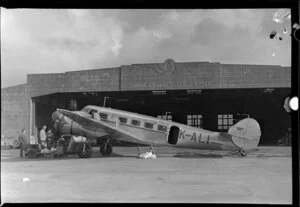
[1,146,292,204]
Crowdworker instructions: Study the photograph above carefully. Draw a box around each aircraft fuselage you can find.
[52,105,240,151]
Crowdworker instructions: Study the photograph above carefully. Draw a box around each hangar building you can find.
[1,59,291,145]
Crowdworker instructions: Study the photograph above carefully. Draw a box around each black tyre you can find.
[76,143,92,158]
[239,150,247,157]
[100,143,113,156]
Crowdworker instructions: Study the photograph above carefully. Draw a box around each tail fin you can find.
[228,118,261,149]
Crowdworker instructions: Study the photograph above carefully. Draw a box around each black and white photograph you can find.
[1,6,297,204]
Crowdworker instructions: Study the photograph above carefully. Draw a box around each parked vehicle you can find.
[1,136,20,149]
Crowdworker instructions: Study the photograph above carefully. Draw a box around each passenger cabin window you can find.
[99,113,108,120]
[131,120,140,126]
[119,117,127,123]
[144,122,154,129]
[218,114,233,130]
[157,125,167,132]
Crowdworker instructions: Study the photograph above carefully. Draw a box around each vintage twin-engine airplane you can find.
[51,105,261,158]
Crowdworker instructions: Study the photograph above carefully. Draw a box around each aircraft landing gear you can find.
[100,142,113,156]
[76,142,92,158]
[137,145,156,154]
[150,145,156,154]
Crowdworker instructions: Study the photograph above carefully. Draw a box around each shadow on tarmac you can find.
[2,151,226,162]
[1,147,291,162]
[1,152,138,162]
[173,153,223,158]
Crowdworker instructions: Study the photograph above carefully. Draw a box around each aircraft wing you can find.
[57,109,151,145]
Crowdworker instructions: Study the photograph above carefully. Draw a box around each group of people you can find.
[18,125,55,157]
[39,125,55,149]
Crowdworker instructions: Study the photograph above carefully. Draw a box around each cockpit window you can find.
[81,107,89,113]
[89,109,98,116]
[99,113,108,120]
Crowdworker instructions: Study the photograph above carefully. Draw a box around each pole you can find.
[103,96,109,107]
[29,98,33,136]
[137,145,140,154]
[165,112,171,120]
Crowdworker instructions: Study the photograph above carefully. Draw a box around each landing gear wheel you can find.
[100,143,113,156]
[76,143,92,158]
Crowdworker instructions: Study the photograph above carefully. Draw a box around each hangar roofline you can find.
[26,60,291,77]
[1,83,27,91]
[2,60,291,92]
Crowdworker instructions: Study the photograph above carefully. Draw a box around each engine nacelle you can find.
[52,110,107,139]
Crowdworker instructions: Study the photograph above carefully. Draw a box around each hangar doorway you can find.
[31,88,290,146]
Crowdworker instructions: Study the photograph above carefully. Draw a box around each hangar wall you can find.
[121,61,290,91]
[1,84,30,139]
[27,67,120,97]
[26,60,290,98]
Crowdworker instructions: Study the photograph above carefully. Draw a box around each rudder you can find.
[228,118,261,149]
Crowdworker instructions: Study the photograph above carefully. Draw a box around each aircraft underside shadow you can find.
[173,153,223,158]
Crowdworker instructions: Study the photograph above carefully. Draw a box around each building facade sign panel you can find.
[121,60,291,91]
[121,59,221,91]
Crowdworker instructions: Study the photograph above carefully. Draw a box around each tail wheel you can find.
[76,143,92,158]
[239,150,247,157]
[100,143,113,156]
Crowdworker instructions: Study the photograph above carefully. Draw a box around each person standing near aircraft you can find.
[39,125,47,148]
[19,129,27,157]
[46,129,54,149]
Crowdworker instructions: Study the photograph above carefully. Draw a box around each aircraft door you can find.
[168,126,180,145]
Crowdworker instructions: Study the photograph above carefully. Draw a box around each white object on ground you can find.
[23,178,30,182]
[41,148,51,154]
[138,151,157,159]
[73,136,87,142]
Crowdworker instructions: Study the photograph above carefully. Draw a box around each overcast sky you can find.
[1,8,291,88]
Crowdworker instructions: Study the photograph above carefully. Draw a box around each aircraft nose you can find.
[52,110,63,122]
